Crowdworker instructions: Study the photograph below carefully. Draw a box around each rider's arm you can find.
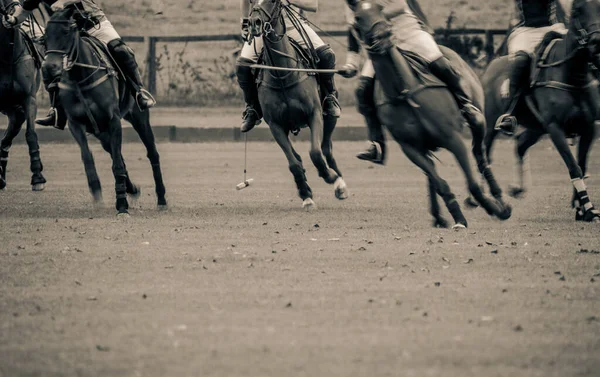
[377,0,407,20]
[287,0,318,13]
[6,4,32,25]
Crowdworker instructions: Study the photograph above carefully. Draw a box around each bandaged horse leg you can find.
[315,45,341,117]
[107,39,156,110]
[24,95,46,190]
[36,62,67,130]
[236,57,263,132]
[356,76,386,164]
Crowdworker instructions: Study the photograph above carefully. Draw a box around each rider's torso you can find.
[23,0,107,22]
[514,0,558,28]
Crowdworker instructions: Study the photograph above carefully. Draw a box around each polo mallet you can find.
[236,133,254,190]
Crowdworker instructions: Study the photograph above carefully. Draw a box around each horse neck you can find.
[261,17,298,72]
[0,26,23,64]
[563,25,590,85]
[66,36,98,81]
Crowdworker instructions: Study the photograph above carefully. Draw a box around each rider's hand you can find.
[51,0,66,12]
[2,15,16,28]
[338,63,358,78]
[241,17,250,42]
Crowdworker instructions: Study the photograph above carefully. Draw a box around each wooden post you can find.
[485,30,495,63]
[144,36,157,95]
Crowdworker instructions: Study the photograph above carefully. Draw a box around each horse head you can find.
[248,0,284,41]
[571,0,600,56]
[44,7,78,75]
[352,1,394,54]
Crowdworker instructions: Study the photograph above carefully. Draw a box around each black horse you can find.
[482,0,600,222]
[0,0,45,191]
[44,7,167,215]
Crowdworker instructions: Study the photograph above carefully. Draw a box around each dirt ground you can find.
[0,139,599,377]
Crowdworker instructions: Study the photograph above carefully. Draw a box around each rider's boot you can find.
[495,51,531,136]
[236,58,262,133]
[429,56,484,128]
[108,39,156,110]
[355,76,386,164]
[36,86,67,130]
[316,45,341,118]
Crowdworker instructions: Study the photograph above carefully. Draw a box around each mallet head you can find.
[236,178,254,190]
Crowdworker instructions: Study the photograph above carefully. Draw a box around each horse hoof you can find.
[452,223,467,230]
[334,177,349,200]
[508,185,526,199]
[302,198,315,211]
[433,218,449,228]
[157,204,168,211]
[496,203,512,221]
[117,211,130,219]
[127,184,142,199]
[32,183,45,191]
[464,196,479,208]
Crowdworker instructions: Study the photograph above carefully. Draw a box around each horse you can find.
[481,0,600,222]
[0,0,46,191]
[247,0,348,210]
[352,0,511,228]
[44,7,167,215]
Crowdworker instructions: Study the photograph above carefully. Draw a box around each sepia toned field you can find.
[1,139,599,377]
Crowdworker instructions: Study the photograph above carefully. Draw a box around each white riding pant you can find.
[86,19,121,44]
[20,18,45,40]
[240,17,325,63]
[508,23,568,56]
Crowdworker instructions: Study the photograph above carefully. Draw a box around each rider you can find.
[2,0,156,130]
[340,0,483,164]
[494,0,568,136]
[237,0,342,133]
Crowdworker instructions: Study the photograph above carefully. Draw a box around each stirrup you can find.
[494,114,517,136]
[136,89,156,111]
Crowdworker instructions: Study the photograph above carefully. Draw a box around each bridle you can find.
[249,0,286,43]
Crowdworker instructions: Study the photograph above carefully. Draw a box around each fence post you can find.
[145,36,157,95]
[485,30,494,63]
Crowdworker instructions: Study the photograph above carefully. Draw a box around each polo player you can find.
[340,0,483,164]
[3,0,155,130]
[237,0,341,133]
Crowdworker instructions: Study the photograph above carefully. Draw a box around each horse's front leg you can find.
[508,128,543,198]
[572,121,596,220]
[24,95,47,191]
[321,114,348,200]
[268,122,314,210]
[97,132,141,202]
[428,175,449,228]
[68,120,103,203]
[0,108,26,190]
[545,121,599,222]
[308,110,338,186]
[469,119,504,201]
[106,117,129,216]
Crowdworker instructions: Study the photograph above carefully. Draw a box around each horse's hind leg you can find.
[469,120,504,201]
[106,118,129,215]
[0,109,26,190]
[509,128,543,198]
[69,121,103,203]
[321,115,348,200]
[269,122,313,209]
[308,111,338,186]
[572,122,595,218]
[428,176,449,228]
[400,143,467,228]
[97,132,140,201]
[24,96,46,191]
[124,109,167,209]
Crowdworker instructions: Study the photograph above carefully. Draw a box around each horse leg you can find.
[428,176,449,228]
[321,115,348,200]
[269,122,313,209]
[308,111,338,186]
[97,132,140,201]
[124,110,167,209]
[447,133,512,220]
[470,120,504,201]
[509,128,543,198]
[0,108,26,190]
[68,121,103,203]
[545,122,599,222]
[400,143,468,228]
[24,96,47,191]
[106,117,129,215]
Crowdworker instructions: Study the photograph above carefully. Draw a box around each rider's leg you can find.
[286,21,341,117]
[355,60,386,164]
[494,50,532,135]
[237,39,263,133]
[88,20,155,110]
[36,59,67,130]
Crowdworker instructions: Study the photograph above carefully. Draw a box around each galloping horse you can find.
[0,0,45,191]
[44,7,166,215]
[248,0,348,210]
[482,0,600,222]
[353,0,511,228]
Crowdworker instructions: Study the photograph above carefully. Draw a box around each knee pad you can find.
[108,39,136,60]
[236,57,255,87]
[316,44,336,69]
[356,76,376,115]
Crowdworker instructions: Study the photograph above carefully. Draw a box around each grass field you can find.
[0,139,599,377]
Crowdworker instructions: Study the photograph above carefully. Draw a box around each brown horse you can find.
[0,0,45,191]
[482,0,600,222]
[44,7,166,215]
[353,0,511,228]
[247,0,348,210]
